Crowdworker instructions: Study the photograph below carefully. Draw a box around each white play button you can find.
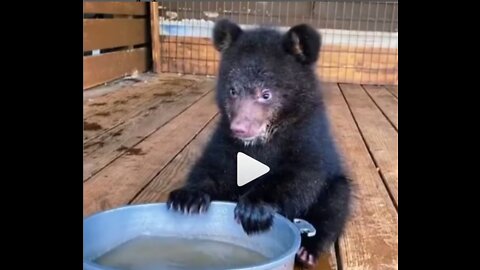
[237,152,270,186]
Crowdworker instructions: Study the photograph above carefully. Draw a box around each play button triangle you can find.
[237,152,270,186]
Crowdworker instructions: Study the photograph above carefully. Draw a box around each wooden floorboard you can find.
[83,74,200,142]
[83,79,215,181]
[339,83,398,206]
[83,91,218,216]
[132,115,219,204]
[323,83,398,269]
[385,85,398,98]
[309,247,338,270]
[362,85,398,130]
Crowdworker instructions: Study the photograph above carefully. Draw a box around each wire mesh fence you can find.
[156,1,398,85]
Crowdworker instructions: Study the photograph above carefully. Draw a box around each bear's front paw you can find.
[234,197,275,235]
[167,188,211,214]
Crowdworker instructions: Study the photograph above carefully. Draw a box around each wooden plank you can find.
[363,85,398,130]
[83,79,215,181]
[318,66,397,85]
[317,44,398,85]
[84,72,156,101]
[339,83,398,205]
[83,74,204,118]
[150,2,162,73]
[83,75,199,141]
[83,72,187,100]
[312,247,338,270]
[159,37,218,75]
[84,19,147,51]
[83,2,147,16]
[159,36,397,84]
[161,59,218,76]
[83,91,218,216]
[83,77,202,146]
[158,61,396,85]
[386,85,398,98]
[132,115,219,204]
[84,47,148,89]
[161,36,397,54]
[323,83,397,269]
[293,247,337,270]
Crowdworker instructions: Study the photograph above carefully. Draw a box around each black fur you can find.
[167,19,351,267]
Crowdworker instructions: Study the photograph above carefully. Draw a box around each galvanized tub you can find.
[83,201,315,270]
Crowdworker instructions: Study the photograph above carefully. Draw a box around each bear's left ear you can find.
[282,24,321,65]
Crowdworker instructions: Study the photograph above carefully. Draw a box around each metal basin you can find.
[83,201,315,270]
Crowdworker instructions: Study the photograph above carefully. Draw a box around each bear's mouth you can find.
[237,136,264,146]
[236,135,259,141]
[233,129,270,146]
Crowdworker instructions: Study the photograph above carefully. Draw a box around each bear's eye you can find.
[230,88,238,97]
[261,89,272,101]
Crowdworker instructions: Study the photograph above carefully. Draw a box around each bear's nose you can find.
[230,120,250,138]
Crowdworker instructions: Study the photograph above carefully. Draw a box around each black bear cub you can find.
[167,19,352,267]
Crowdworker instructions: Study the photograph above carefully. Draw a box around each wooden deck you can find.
[83,73,398,270]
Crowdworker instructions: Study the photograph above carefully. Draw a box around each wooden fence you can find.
[83,2,150,90]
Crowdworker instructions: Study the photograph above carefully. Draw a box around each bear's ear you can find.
[212,19,243,52]
[282,24,321,65]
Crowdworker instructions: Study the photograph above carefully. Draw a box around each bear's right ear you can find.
[212,19,243,52]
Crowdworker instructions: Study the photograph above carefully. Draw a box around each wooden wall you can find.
[158,36,398,85]
[83,2,150,90]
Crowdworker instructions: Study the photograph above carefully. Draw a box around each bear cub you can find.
[167,19,352,267]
